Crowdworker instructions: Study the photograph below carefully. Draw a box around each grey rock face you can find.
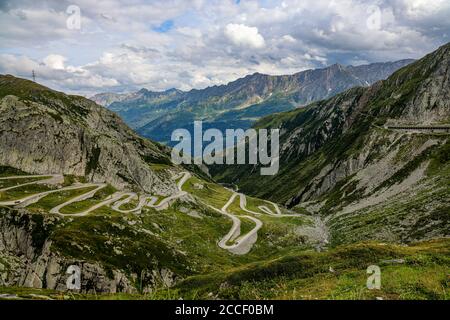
[0,208,179,293]
[90,92,135,107]
[0,75,177,195]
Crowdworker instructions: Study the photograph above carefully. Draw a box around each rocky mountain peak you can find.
[137,88,150,94]
[0,74,177,195]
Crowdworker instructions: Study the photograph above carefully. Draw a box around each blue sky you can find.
[153,20,175,33]
[0,0,449,96]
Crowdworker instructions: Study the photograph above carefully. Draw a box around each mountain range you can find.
[0,43,448,300]
[212,42,450,244]
[92,59,414,146]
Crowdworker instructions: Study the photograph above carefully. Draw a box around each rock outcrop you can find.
[0,75,177,195]
[0,207,181,293]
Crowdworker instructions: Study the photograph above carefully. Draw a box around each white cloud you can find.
[43,54,67,70]
[402,0,447,19]
[0,0,449,94]
[224,23,265,49]
[281,35,296,43]
[0,53,119,95]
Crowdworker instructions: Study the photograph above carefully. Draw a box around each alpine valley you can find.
[0,44,449,301]
[92,60,414,146]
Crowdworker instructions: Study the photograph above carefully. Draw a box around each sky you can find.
[0,0,449,96]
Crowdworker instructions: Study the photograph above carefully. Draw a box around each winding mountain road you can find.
[112,171,191,213]
[208,190,306,254]
[0,171,303,255]
[0,182,102,207]
[213,192,264,255]
[0,174,63,192]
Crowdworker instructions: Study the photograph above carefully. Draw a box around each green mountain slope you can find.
[2,238,449,300]
[212,43,450,245]
[0,76,323,295]
[0,53,447,300]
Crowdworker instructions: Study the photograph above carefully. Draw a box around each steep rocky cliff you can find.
[0,207,181,293]
[0,76,194,293]
[0,75,176,195]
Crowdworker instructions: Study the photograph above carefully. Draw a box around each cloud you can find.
[0,53,119,95]
[43,54,67,70]
[224,23,265,49]
[281,35,296,43]
[0,0,449,95]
